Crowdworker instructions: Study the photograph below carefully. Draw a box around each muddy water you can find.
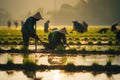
[0,45,120,51]
[0,48,120,80]
[0,45,120,80]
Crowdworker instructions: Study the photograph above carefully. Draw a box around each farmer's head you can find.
[58,27,68,34]
[32,12,43,21]
[47,20,50,23]
[72,21,78,23]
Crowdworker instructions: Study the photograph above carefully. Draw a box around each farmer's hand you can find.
[65,44,70,48]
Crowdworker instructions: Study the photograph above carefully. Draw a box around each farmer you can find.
[111,23,118,32]
[72,21,85,33]
[21,12,43,50]
[116,30,120,44]
[44,20,50,33]
[48,27,68,50]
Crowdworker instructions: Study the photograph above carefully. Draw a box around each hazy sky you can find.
[0,0,120,25]
[0,0,78,18]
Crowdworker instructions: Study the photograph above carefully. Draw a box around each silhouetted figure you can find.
[7,20,11,28]
[48,27,68,50]
[82,21,88,32]
[111,23,118,32]
[98,28,109,33]
[72,21,84,33]
[14,21,19,28]
[72,21,78,31]
[21,20,24,28]
[44,20,50,33]
[116,30,120,44]
[21,12,43,50]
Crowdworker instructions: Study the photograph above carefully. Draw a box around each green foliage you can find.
[81,47,86,51]
[92,62,99,67]
[55,45,65,51]
[68,47,77,52]
[65,63,75,71]
[23,57,36,70]
[7,58,14,65]
[97,41,102,45]
[106,60,112,66]
[0,26,119,51]
[23,57,35,65]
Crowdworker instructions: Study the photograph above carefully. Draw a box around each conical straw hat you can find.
[32,12,43,20]
[58,27,68,34]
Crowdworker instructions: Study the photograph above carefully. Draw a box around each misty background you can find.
[0,0,120,26]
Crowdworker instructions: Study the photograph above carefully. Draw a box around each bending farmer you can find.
[48,27,68,50]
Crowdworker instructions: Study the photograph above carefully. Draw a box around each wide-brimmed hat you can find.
[58,27,68,34]
[32,12,43,20]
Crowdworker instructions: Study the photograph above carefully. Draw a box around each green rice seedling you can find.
[23,57,36,70]
[88,41,93,45]
[10,46,16,50]
[7,58,14,66]
[65,63,75,71]
[106,59,112,67]
[68,47,77,52]
[108,40,113,45]
[92,62,99,66]
[3,41,8,44]
[81,47,86,51]
[97,40,102,45]
[11,41,17,45]
[74,37,80,40]
[92,37,97,41]
[108,47,115,52]
[68,41,74,45]
[76,41,81,45]
[91,48,97,52]
[84,37,89,41]
[23,58,35,65]
[91,62,100,70]
[55,45,65,51]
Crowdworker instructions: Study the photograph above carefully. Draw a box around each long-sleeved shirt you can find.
[48,30,67,45]
[21,16,36,35]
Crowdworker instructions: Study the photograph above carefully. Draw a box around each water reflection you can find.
[0,53,120,66]
[0,70,120,80]
[0,45,120,51]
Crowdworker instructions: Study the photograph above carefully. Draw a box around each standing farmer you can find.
[116,30,120,44]
[21,12,43,50]
[44,20,50,33]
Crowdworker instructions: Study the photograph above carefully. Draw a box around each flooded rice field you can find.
[0,52,120,80]
[0,45,120,51]
[0,45,120,80]
[0,53,120,66]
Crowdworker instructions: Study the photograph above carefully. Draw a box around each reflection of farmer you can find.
[14,21,19,28]
[48,27,68,50]
[21,12,43,49]
[44,20,50,33]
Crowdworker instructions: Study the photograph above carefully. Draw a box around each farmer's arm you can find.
[62,35,67,44]
[27,20,36,35]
